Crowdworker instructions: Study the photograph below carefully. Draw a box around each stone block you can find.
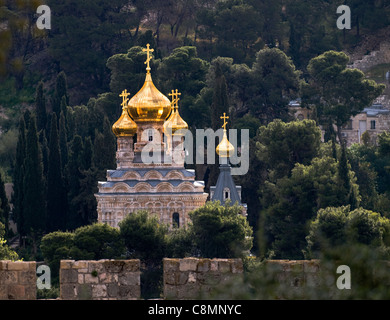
[123,260,140,272]
[78,274,84,284]
[60,260,74,270]
[107,283,119,297]
[164,284,178,300]
[164,259,179,272]
[217,259,231,273]
[119,272,140,286]
[0,283,7,300]
[7,285,25,299]
[18,271,36,285]
[0,261,8,271]
[88,261,105,273]
[61,269,78,284]
[164,271,177,285]
[197,259,210,272]
[179,258,198,272]
[119,285,140,300]
[188,272,196,283]
[73,261,88,269]
[303,260,320,273]
[78,284,92,300]
[0,270,17,285]
[231,259,244,274]
[84,273,99,284]
[61,284,77,300]
[92,284,107,298]
[210,260,218,271]
[103,260,125,273]
[8,261,31,271]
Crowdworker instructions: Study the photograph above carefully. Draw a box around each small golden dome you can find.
[216,130,235,158]
[112,89,137,137]
[112,106,137,137]
[163,105,188,136]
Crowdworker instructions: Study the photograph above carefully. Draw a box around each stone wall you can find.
[163,258,244,299]
[60,259,140,300]
[0,260,36,300]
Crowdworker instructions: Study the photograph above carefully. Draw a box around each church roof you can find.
[211,164,242,205]
[107,168,195,179]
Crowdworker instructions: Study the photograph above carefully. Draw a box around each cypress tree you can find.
[0,172,10,237]
[82,136,93,170]
[59,111,68,171]
[66,135,84,230]
[53,71,69,117]
[13,116,26,237]
[39,130,49,177]
[93,116,116,173]
[35,81,47,133]
[23,115,46,234]
[46,113,67,232]
[211,63,230,131]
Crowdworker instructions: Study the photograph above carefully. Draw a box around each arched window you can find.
[223,187,230,200]
[148,129,153,141]
[172,212,180,228]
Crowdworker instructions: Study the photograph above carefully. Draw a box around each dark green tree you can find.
[23,115,46,239]
[66,135,84,230]
[0,172,10,237]
[46,113,67,232]
[52,71,69,117]
[119,210,168,263]
[249,48,301,123]
[189,201,253,258]
[306,206,390,258]
[35,81,47,133]
[304,51,385,142]
[70,223,125,260]
[59,111,68,171]
[256,119,322,179]
[261,154,360,259]
[12,116,26,237]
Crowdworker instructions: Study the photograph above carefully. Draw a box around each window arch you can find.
[223,187,230,200]
[172,212,180,228]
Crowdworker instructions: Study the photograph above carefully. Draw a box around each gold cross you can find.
[168,89,181,109]
[119,89,130,108]
[142,43,154,71]
[221,112,229,130]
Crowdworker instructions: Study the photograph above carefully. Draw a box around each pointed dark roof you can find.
[210,164,242,205]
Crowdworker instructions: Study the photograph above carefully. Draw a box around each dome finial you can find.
[216,113,234,158]
[142,43,154,73]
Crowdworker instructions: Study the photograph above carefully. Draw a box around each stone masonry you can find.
[60,259,140,300]
[163,258,244,299]
[0,260,36,300]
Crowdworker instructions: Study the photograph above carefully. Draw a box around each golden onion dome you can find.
[112,106,137,137]
[216,129,235,158]
[164,106,188,136]
[216,112,234,158]
[112,89,137,137]
[127,44,171,122]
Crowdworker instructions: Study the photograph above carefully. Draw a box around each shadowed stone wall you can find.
[60,259,140,300]
[163,258,244,299]
[0,261,36,300]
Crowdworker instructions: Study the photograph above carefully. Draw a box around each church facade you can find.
[95,45,208,228]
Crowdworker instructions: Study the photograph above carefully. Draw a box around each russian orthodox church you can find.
[95,44,245,228]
